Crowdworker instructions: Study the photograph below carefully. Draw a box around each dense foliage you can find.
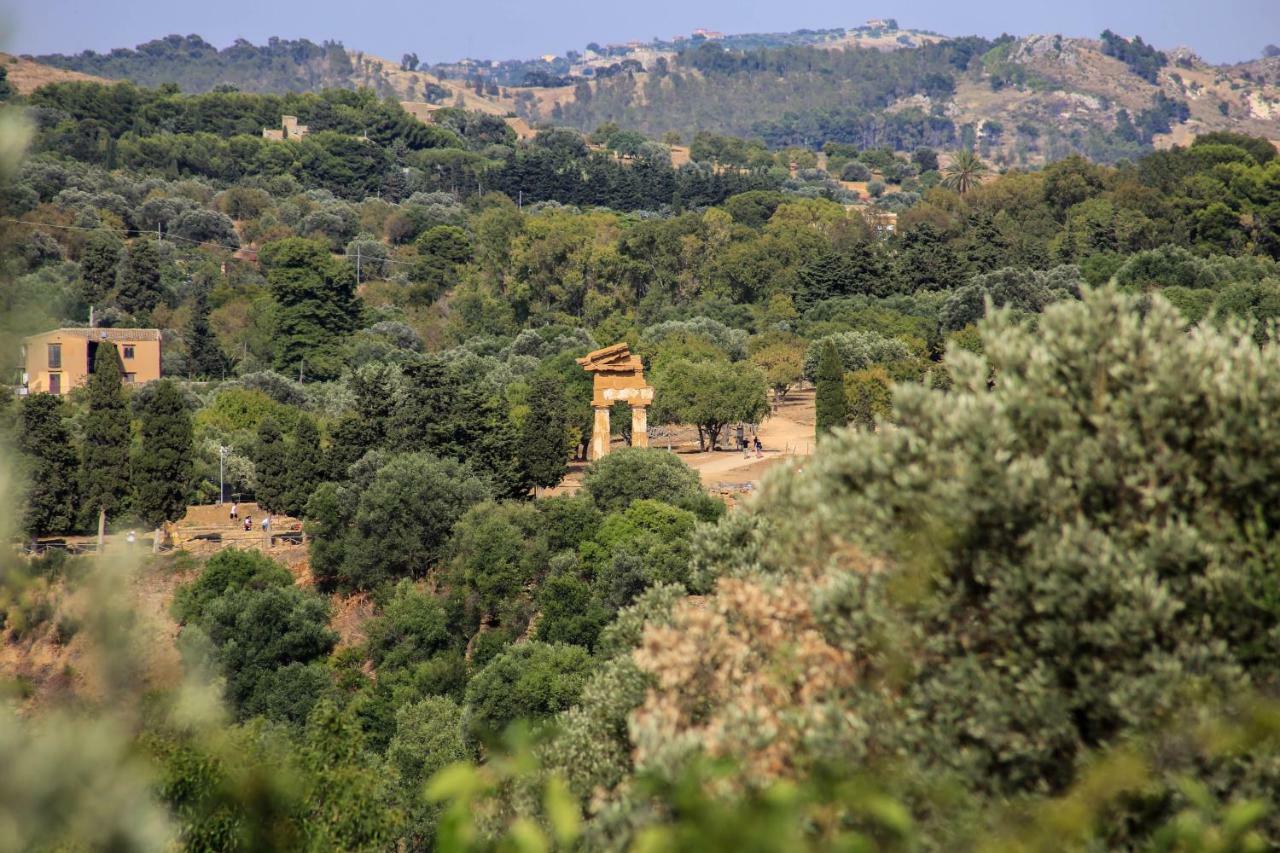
[4,58,1280,852]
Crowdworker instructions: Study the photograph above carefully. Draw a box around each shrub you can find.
[695,287,1280,801]
[581,447,707,515]
[363,580,453,671]
[802,331,912,381]
[463,642,593,743]
[340,453,492,590]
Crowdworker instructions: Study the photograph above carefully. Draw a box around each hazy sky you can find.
[5,0,1279,65]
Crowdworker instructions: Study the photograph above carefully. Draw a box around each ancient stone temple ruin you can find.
[576,343,654,460]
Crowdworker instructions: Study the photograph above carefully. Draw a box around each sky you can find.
[4,0,1279,66]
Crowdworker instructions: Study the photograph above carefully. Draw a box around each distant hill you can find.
[31,35,356,93]
[27,27,1280,166]
[0,53,111,94]
[509,33,1280,166]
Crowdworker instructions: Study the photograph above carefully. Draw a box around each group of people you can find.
[735,425,764,459]
[229,502,270,534]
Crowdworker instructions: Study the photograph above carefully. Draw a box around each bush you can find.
[695,287,1280,803]
[387,696,469,786]
[173,550,336,722]
[463,642,593,742]
[363,580,453,672]
[802,331,912,380]
[582,447,707,515]
[840,161,871,181]
[339,453,492,590]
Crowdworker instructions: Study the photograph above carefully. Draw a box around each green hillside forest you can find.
[3,23,1280,852]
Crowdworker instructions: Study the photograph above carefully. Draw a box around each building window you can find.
[123,345,135,359]
[124,373,137,384]
[47,343,61,369]
[49,373,61,395]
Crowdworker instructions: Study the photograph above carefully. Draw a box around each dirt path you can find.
[679,390,815,487]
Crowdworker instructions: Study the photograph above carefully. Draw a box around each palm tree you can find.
[941,149,989,194]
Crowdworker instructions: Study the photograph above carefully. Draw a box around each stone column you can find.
[590,405,611,460]
[630,405,649,447]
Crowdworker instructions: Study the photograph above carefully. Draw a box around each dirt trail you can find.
[678,391,815,487]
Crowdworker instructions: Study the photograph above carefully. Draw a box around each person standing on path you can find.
[230,501,238,521]
[754,435,763,458]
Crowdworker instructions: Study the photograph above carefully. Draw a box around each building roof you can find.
[25,328,162,342]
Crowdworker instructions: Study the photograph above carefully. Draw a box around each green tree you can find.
[750,339,806,403]
[174,550,336,722]
[260,237,359,381]
[133,380,193,549]
[253,416,288,513]
[186,282,226,379]
[18,394,78,539]
[281,417,323,517]
[814,340,847,435]
[693,286,1280,816]
[81,342,131,546]
[79,229,121,310]
[341,453,491,590]
[447,501,548,631]
[519,374,573,493]
[652,359,769,451]
[941,149,989,194]
[116,238,162,318]
[581,447,715,518]
[463,642,593,743]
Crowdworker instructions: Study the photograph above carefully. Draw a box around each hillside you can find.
[0,53,111,94]
[518,34,1280,165]
[32,27,1278,166]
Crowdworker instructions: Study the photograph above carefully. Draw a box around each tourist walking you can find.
[230,501,238,521]
[754,435,763,458]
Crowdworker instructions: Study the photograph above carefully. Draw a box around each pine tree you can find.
[18,394,78,539]
[133,380,193,549]
[81,343,132,546]
[282,417,324,517]
[117,238,162,318]
[80,229,122,310]
[520,374,573,493]
[186,283,226,378]
[814,340,847,436]
[253,417,288,513]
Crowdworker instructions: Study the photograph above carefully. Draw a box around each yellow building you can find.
[20,328,162,396]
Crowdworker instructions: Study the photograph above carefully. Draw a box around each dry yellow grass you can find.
[1,53,111,94]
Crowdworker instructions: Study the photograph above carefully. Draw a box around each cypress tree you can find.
[260,237,359,381]
[282,417,324,517]
[117,238,162,318]
[814,340,848,436]
[18,394,78,539]
[133,380,193,550]
[81,342,132,546]
[519,374,573,494]
[80,229,122,310]
[186,283,226,379]
[253,416,288,513]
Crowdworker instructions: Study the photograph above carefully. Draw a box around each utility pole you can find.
[355,244,361,285]
[218,446,226,505]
